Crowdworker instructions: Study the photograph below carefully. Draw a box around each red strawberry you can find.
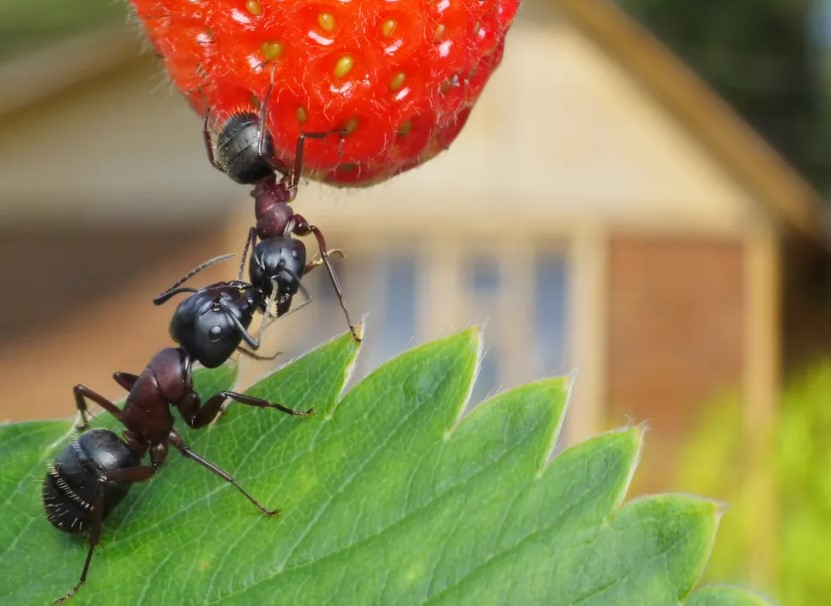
[131,0,519,186]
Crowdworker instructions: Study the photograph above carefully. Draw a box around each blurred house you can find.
[1,0,830,504]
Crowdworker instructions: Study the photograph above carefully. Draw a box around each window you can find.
[534,254,569,377]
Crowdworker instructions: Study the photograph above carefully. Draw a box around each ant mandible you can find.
[203,84,362,343]
[43,261,315,604]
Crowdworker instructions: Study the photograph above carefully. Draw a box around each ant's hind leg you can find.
[53,480,105,605]
[167,430,279,516]
[53,466,155,605]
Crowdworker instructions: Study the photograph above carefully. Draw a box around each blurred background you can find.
[2,0,831,602]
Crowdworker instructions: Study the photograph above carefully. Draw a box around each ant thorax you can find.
[253,176,296,239]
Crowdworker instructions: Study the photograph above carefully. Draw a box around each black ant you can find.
[202,84,362,343]
[153,253,284,367]
[42,261,315,604]
[154,248,340,368]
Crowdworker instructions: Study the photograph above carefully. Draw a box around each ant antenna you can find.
[154,254,235,305]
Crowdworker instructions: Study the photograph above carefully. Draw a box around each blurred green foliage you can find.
[620,0,831,194]
[675,361,831,605]
[0,0,125,60]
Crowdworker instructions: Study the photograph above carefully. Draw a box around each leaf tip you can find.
[463,325,483,350]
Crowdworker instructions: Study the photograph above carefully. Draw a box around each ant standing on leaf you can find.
[202,81,363,343]
[42,256,316,605]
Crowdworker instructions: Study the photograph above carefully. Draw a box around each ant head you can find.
[169,282,263,368]
[249,237,307,306]
[216,113,275,184]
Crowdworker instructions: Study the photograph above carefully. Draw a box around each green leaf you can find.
[687,586,774,606]
[0,330,771,605]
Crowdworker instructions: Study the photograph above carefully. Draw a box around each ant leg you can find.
[53,481,105,605]
[238,227,257,281]
[153,254,235,305]
[73,385,122,431]
[235,281,314,359]
[208,390,314,422]
[222,391,315,417]
[217,298,271,351]
[305,248,344,273]
[167,429,279,516]
[293,216,361,342]
[202,108,223,171]
[54,465,156,606]
[113,372,139,391]
[175,387,314,430]
[186,389,314,429]
[226,276,278,362]
[288,131,330,190]
[237,348,282,362]
[54,483,102,605]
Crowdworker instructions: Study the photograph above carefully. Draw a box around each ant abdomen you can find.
[216,113,275,185]
[43,430,141,534]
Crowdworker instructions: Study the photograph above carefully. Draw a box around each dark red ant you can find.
[202,85,362,343]
[42,260,315,604]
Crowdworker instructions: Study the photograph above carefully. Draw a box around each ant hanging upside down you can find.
[202,83,362,342]
[43,257,316,605]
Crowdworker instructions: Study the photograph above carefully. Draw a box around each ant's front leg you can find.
[238,227,257,281]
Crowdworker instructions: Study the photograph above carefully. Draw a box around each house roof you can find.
[553,0,831,247]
